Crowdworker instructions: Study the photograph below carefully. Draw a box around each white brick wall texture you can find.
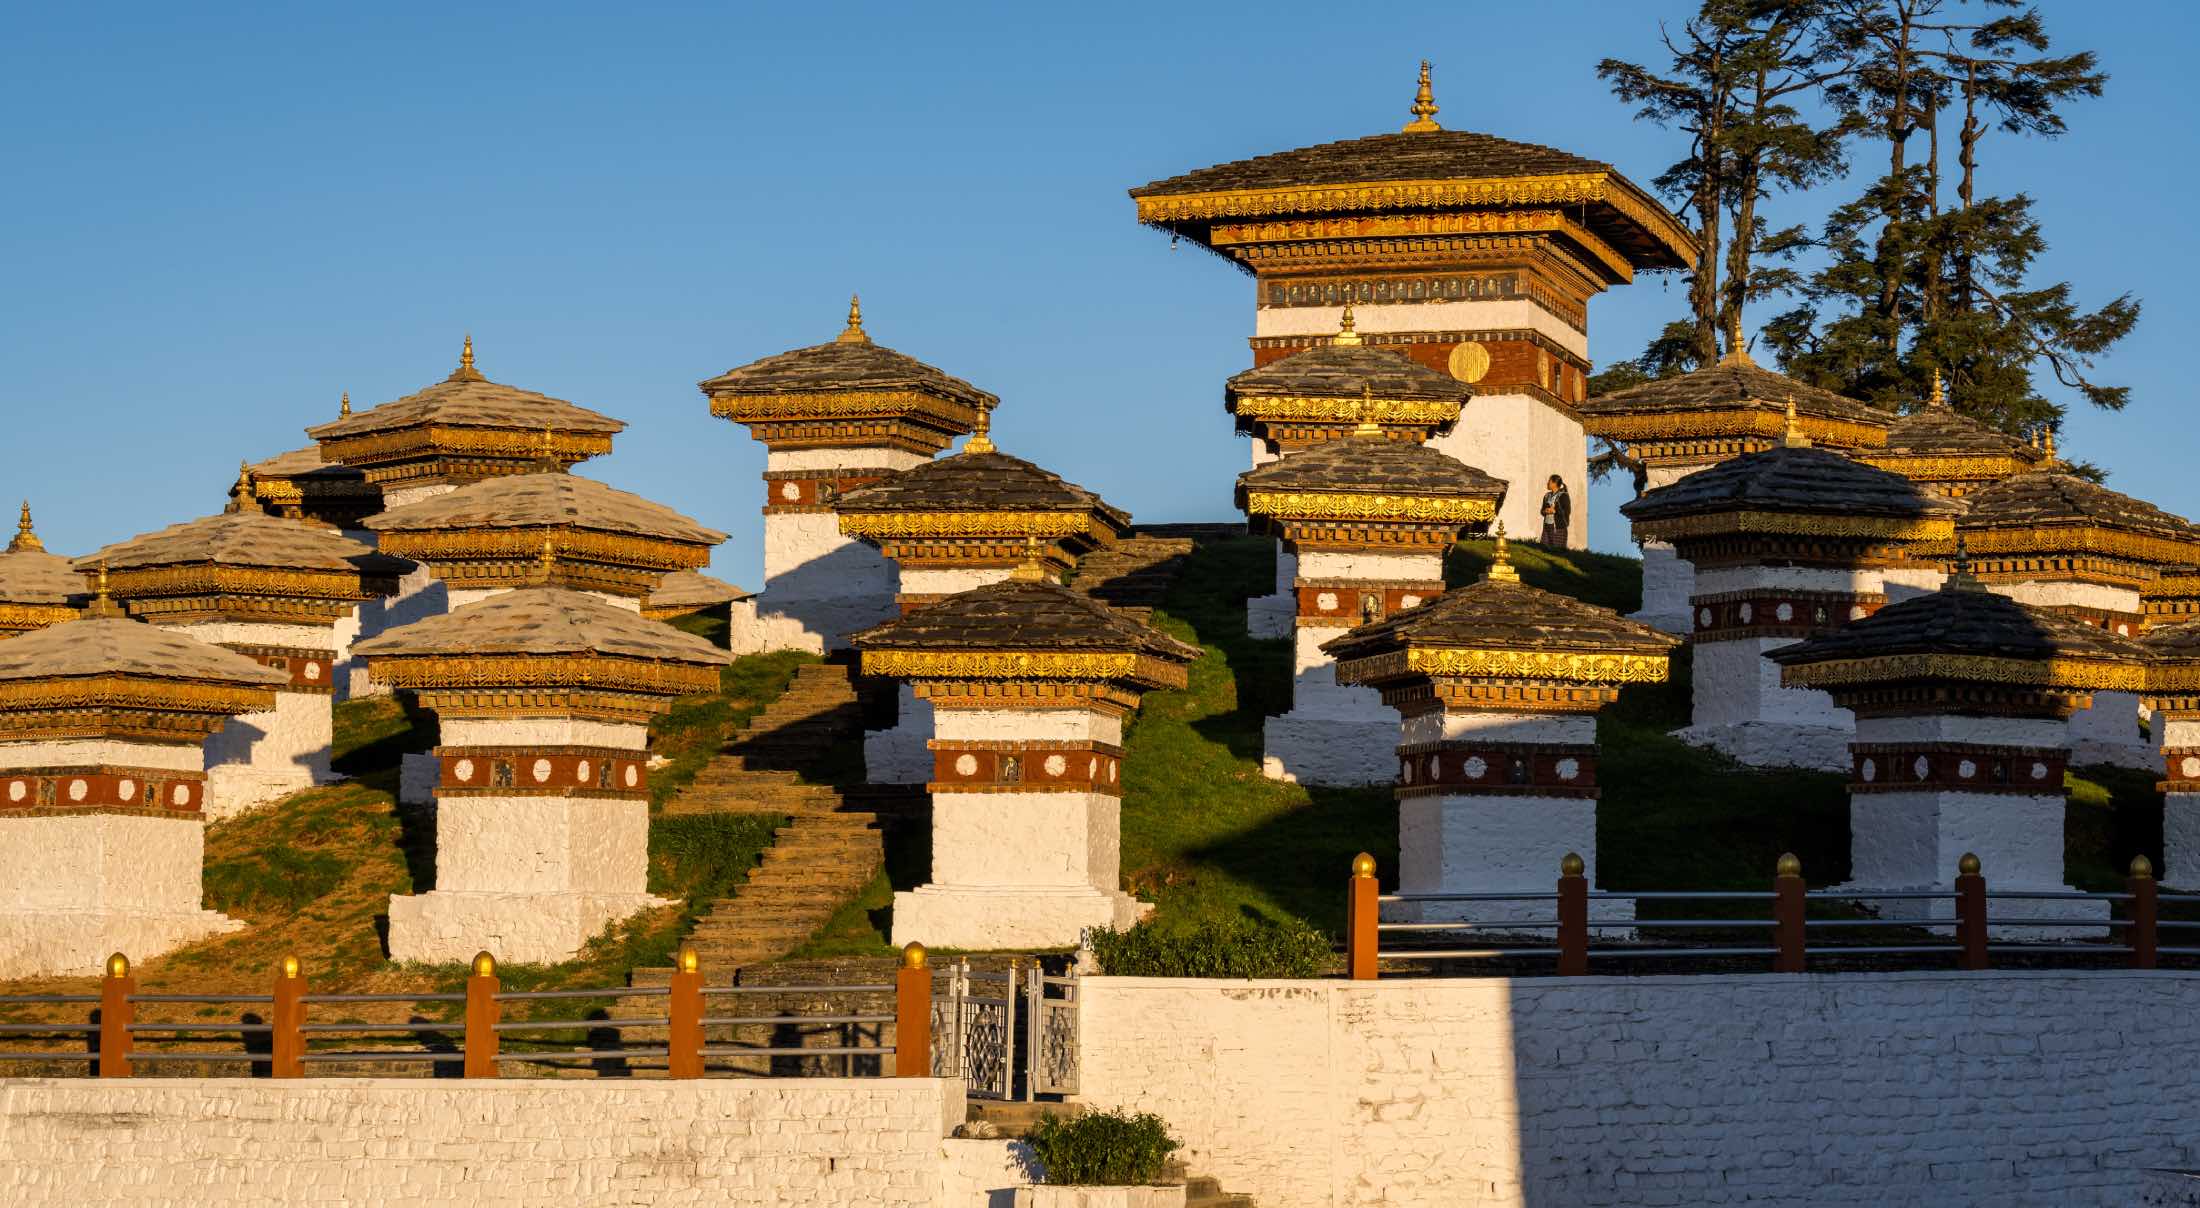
[1075,972,2200,1208]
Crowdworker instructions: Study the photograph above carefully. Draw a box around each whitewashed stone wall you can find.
[1427,393,1575,550]
[0,813,240,978]
[0,1077,964,1206]
[201,692,332,820]
[2163,718,2200,889]
[1628,464,1698,633]
[1076,972,2200,1208]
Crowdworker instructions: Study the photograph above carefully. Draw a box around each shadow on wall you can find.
[757,532,899,652]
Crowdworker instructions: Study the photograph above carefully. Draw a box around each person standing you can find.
[1540,474,1572,547]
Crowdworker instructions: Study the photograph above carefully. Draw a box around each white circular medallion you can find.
[2118,623,2131,636]
[1739,603,1754,623]
[303,661,321,682]
[624,764,639,788]
[1849,606,1866,621]
[1958,759,1977,780]
[1087,756,1098,778]
[1400,595,1422,610]
[1109,761,1117,784]
[1555,758,1580,782]
[172,784,190,806]
[1044,755,1066,777]
[1316,592,1338,612]
[531,758,552,784]
[2031,761,2050,781]
[1913,756,1931,781]
[118,780,136,802]
[1698,607,1714,628]
[575,760,592,784]
[1861,758,1877,783]
[1401,759,1415,785]
[1463,756,1488,780]
[455,758,476,782]
[67,779,87,802]
[955,754,978,776]
[1775,603,1794,623]
[2183,756,2200,779]
[5,781,22,802]
[779,481,801,501]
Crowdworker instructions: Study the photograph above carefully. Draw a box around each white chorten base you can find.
[344,560,449,699]
[1675,721,1855,773]
[1245,539,1296,640]
[1261,713,1397,786]
[201,692,336,820]
[400,753,439,807]
[0,811,240,977]
[864,686,933,785]
[1394,793,1631,937]
[891,885,1149,952]
[1878,563,1945,604]
[386,889,673,965]
[2166,793,2200,890]
[1629,540,1694,634]
[2068,690,2156,771]
[752,511,900,653]
[1683,636,1855,771]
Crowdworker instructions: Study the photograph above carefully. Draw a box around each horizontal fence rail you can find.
[1347,850,2194,979]
[0,943,942,1080]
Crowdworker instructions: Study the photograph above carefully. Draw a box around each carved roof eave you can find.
[1629,512,1954,545]
[0,674,279,720]
[858,649,1191,694]
[1859,453,2040,483]
[1332,645,1672,690]
[358,652,723,701]
[1950,521,2200,568]
[315,425,614,471]
[708,390,986,435]
[95,563,380,605]
[1227,394,1465,430]
[1777,653,2147,695]
[371,528,719,573]
[838,510,1130,545]
[1132,170,1697,271]
[0,603,82,633]
[1240,491,1501,527]
[1583,407,1888,451]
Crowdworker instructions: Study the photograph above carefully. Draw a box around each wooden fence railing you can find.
[1347,852,2199,978]
[0,942,935,1079]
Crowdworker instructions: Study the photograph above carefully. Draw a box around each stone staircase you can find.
[1071,533,1198,622]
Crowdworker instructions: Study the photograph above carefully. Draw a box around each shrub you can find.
[1030,1109,1180,1186]
[1088,916,1330,978]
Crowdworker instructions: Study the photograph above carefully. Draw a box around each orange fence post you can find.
[668,945,705,1079]
[464,951,500,1079]
[894,942,929,1078]
[1347,852,1379,980]
[2130,856,2159,971]
[1773,853,1807,974]
[1556,853,1588,977]
[1954,853,1989,971]
[97,952,133,1078]
[271,954,305,1078]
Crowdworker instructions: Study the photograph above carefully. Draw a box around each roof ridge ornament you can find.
[1780,397,1812,449]
[1928,367,1947,408]
[225,461,264,515]
[836,294,871,345]
[339,391,351,419]
[1333,301,1362,347]
[86,558,123,618]
[1403,60,1441,133]
[8,501,43,554]
[964,404,996,454]
[1945,533,1987,592]
[532,426,562,472]
[1485,521,1520,583]
[1009,536,1050,582]
[449,333,484,383]
[1717,345,1755,369]
[1352,385,1383,438]
[535,536,558,585]
[2043,428,2060,467]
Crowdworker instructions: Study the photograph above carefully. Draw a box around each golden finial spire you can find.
[1333,300,1363,347]
[86,558,122,618]
[449,333,484,382]
[338,390,351,419]
[1928,368,1946,408]
[226,461,262,515]
[535,536,557,584]
[1780,397,1812,448]
[1717,344,1755,368]
[8,501,42,554]
[964,406,996,454]
[1352,384,1383,438]
[1945,532,1986,592]
[836,294,870,345]
[1403,60,1441,133]
[1010,536,1050,582]
[1485,521,1520,583]
[533,426,562,472]
[2043,428,2059,466]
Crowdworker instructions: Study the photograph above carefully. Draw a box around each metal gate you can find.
[930,959,1080,1100]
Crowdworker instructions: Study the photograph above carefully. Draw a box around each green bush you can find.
[1089,916,1330,978]
[1030,1109,1180,1186]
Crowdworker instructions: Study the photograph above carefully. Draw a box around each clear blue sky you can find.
[4,2,2192,587]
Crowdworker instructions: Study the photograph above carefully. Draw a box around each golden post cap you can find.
[1957,852,1982,877]
[1559,852,1585,877]
[105,952,129,978]
[279,954,300,979]
[471,950,497,977]
[2130,854,2155,880]
[677,945,700,974]
[1775,852,1803,879]
[1351,851,1377,878]
[901,941,928,969]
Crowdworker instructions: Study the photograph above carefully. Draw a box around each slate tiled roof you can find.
[1620,446,1959,523]
[1582,360,1888,429]
[363,473,726,547]
[352,587,731,666]
[1322,576,1679,664]
[1959,470,2196,541]
[645,570,751,611]
[2142,619,2200,660]
[835,451,1128,528]
[1133,130,1610,198]
[80,510,380,573]
[249,446,368,482]
[305,365,624,442]
[851,579,1201,663]
[1877,407,2044,461]
[0,549,85,605]
[1238,436,1507,500]
[0,616,288,685]
[699,339,997,411]
[1225,345,1476,406]
[1767,579,2147,667]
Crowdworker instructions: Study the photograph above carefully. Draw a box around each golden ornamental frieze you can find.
[1212,210,1634,282]
[375,528,713,569]
[1630,511,1953,544]
[1585,410,1888,449]
[860,649,1188,691]
[1229,395,1463,427]
[118,596,357,627]
[104,565,367,603]
[362,654,720,698]
[1782,653,2146,693]
[0,603,81,633]
[838,511,1113,542]
[1857,454,2034,482]
[1243,491,1498,525]
[0,676,278,718]
[1951,524,2200,568]
[709,390,981,425]
[321,426,610,468]
[1336,647,1670,688]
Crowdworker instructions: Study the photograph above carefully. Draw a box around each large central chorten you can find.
[1132,63,1696,545]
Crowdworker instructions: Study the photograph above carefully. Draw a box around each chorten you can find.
[642,570,752,623]
[1621,407,1957,770]
[1326,532,1678,928]
[1132,62,1696,547]
[2141,565,2200,631]
[1858,371,2046,501]
[1238,423,1507,784]
[2142,620,2200,886]
[1953,441,2200,768]
[1581,352,1892,632]
[701,297,997,653]
[354,575,731,963]
[305,337,624,509]
[1770,560,2146,929]
[0,504,83,638]
[248,395,385,530]
[836,414,1131,784]
[1223,309,1480,638]
[77,484,396,819]
[852,561,1200,950]
[0,604,283,977]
